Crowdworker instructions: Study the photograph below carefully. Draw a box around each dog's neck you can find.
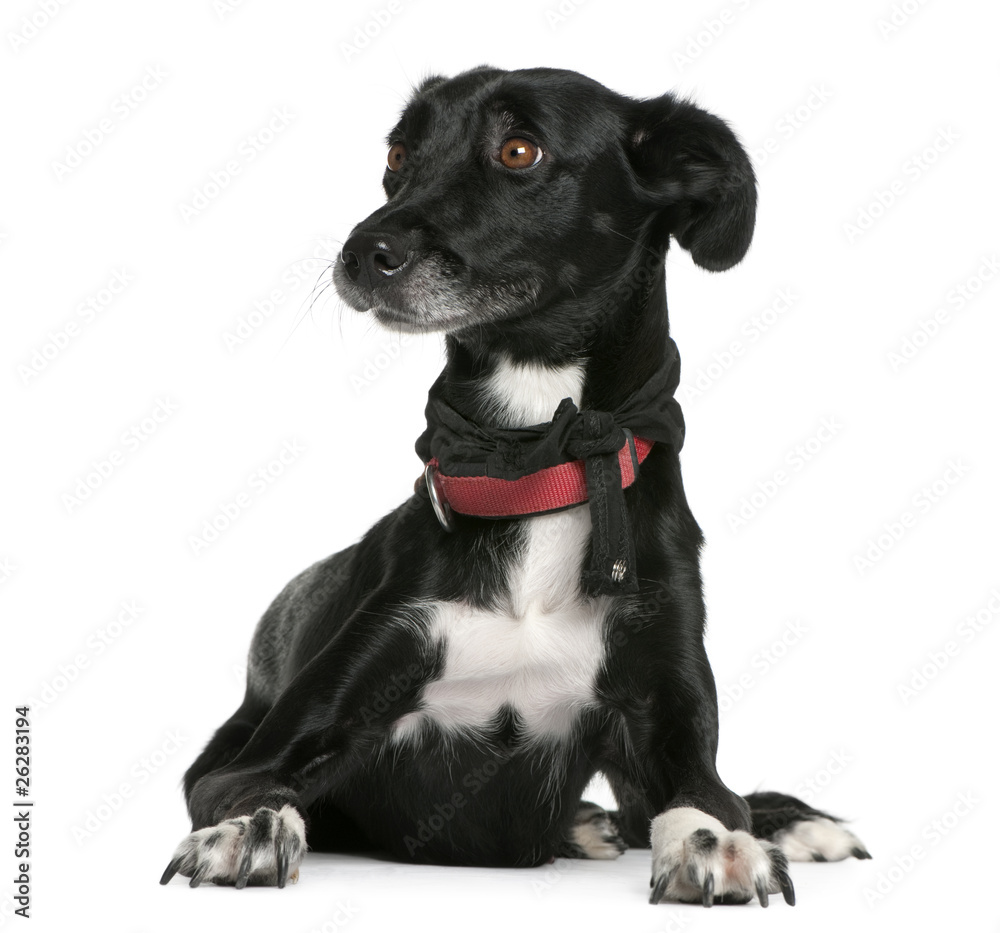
[439,262,672,429]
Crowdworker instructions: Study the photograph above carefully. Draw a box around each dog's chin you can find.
[371,298,540,338]
[367,303,456,334]
[336,282,528,337]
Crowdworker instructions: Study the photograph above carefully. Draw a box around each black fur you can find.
[165,66,861,897]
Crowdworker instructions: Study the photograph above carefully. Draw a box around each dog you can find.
[160,66,870,905]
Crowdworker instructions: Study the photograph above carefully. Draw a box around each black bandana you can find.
[416,339,685,596]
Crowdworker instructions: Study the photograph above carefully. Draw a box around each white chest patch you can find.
[393,356,608,742]
[480,355,585,426]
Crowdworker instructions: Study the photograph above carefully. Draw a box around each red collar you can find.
[420,433,654,530]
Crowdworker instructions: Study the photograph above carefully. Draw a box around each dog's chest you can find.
[393,357,608,741]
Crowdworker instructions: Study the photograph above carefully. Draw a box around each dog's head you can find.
[334,66,755,344]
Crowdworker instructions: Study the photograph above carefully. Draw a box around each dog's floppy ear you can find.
[626,94,756,272]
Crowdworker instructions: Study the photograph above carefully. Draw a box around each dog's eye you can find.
[387,142,407,172]
[497,137,542,170]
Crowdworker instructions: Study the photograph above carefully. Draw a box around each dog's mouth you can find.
[333,247,540,336]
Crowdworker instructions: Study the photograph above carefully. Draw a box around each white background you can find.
[2,0,998,930]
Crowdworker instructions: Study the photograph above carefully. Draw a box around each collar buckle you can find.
[424,462,455,532]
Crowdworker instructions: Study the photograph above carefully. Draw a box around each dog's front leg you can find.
[160,613,429,888]
[605,604,795,907]
[635,654,795,908]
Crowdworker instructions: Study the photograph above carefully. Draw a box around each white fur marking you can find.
[571,809,627,859]
[483,355,585,427]
[776,816,866,861]
[651,806,727,849]
[394,358,607,742]
[651,807,781,904]
[166,805,305,886]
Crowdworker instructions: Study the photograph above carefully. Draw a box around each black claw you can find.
[234,846,254,890]
[777,869,796,906]
[276,843,289,889]
[756,877,769,908]
[188,863,209,889]
[649,867,674,905]
[702,873,715,908]
[851,846,872,860]
[811,852,828,862]
[650,876,667,905]
[159,858,182,886]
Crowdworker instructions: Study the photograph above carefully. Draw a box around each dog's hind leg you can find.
[554,801,628,860]
[744,791,872,862]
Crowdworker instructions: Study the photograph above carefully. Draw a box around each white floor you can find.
[87,845,962,933]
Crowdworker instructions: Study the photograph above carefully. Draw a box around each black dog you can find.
[161,66,869,904]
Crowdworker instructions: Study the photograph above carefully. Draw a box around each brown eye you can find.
[498,137,541,170]
[387,142,407,172]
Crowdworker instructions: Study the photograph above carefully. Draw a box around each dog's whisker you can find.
[274,277,341,358]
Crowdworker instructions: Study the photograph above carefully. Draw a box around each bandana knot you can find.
[416,340,686,596]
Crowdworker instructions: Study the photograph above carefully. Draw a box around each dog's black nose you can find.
[341,232,410,289]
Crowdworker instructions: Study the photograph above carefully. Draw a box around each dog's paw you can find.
[159,804,306,888]
[773,815,872,862]
[561,801,628,859]
[649,807,793,907]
